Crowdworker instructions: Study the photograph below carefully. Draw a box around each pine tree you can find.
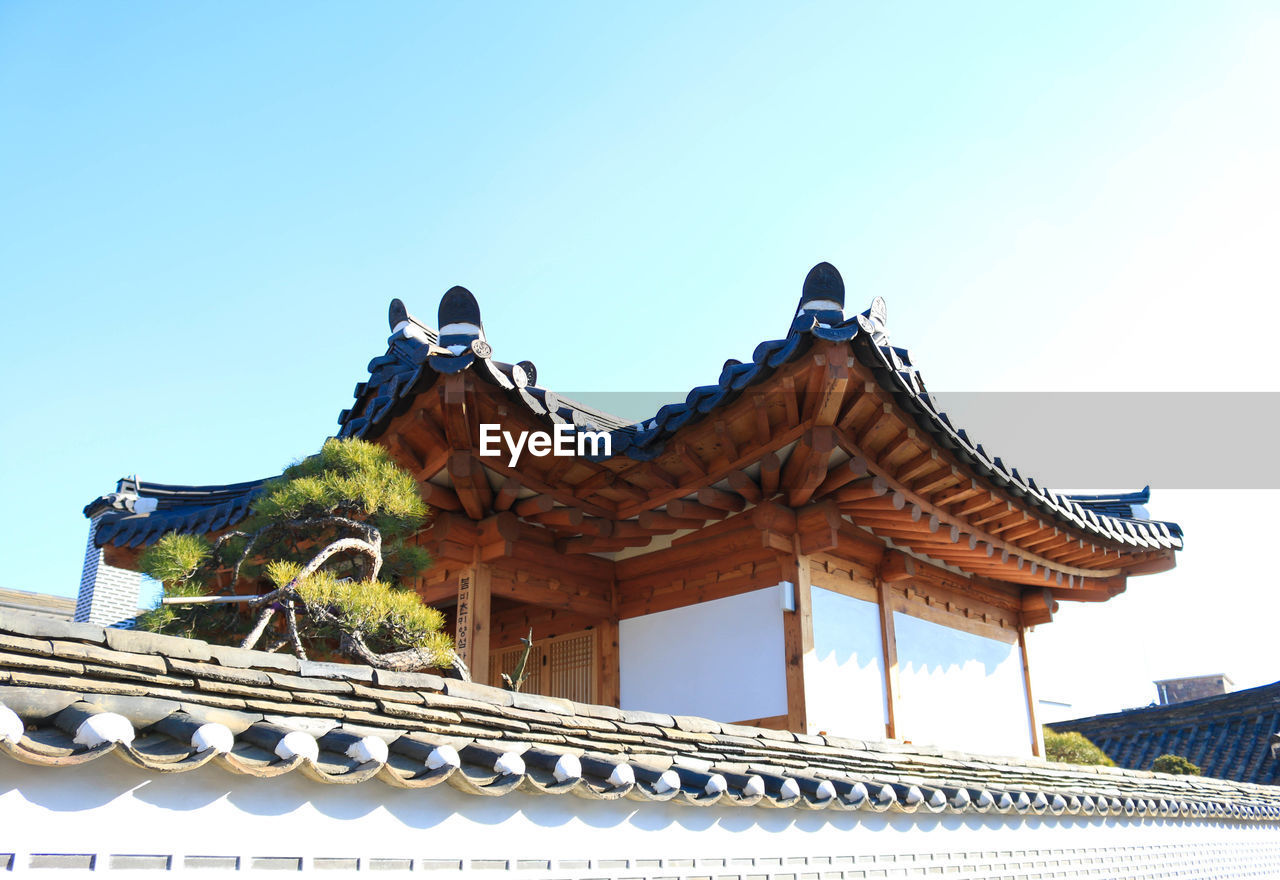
[137,438,462,675]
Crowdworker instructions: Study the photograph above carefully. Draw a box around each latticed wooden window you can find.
[489,630,595,703]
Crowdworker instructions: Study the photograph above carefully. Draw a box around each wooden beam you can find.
[698,485,746,514]
[759,451,782,498]
[488,576,612,618]
[493,477,522,512]
[727,470,762,504]
[713,420,739,462]
[617,519,770,584]
[513,495,554,518]
[808,356,851,426]
[440,374,474,450]
[384,431,426,473]
[879,550,915,583]
[526,507,584,528]
[667,498,729,521]
[796,500,841,555]
[784,427,836,507]
[556,535,651,555]
[637,509,704,531]
[618,559,784,618]
[812,455,868,500]
[448,452,492,520]
[421,481,462,513]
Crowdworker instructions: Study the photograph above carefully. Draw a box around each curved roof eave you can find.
[336,264,1181,551]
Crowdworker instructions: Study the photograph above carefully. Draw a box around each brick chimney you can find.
[76,485,146,628]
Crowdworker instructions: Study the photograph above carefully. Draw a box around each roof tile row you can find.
[1,610,1273,821]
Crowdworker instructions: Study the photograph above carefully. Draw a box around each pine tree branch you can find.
[241,604,276,650]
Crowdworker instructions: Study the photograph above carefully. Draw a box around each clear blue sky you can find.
[2,2,1277,716]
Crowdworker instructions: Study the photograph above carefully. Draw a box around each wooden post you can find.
[597,573,621,707]
[1019,625,1043,757]
[596,617,620,707]
[876,577,900,740]
[782,537,814,733]
[455,553,491,685]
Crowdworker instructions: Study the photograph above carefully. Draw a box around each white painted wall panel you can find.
[2,760,1279,877]
[893,611,1032,756]
[619,586,786,722]
[804,587,887,739]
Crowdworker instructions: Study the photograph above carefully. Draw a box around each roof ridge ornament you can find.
[858,295,889,345]
[438,286,488,356]
[788,263,849,327]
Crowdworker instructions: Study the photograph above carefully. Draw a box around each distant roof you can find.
[0,588,73,621]
[83,476,268,549]
[1056,681,1280,786]
[1,609,1275,820]
[1061,487,1150,520]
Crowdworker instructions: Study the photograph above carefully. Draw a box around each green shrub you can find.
[1043,728,1114,766]
[1152,754,1200,775]
[138,437,452,672]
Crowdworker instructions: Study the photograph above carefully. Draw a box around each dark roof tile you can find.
[1,626,1275,820]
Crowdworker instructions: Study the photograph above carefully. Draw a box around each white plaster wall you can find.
[804,587,887,740]
[893,610,1033,756]
[620,586,786,723]
[2,760,1279,877]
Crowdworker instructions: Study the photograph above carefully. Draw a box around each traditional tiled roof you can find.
[0,588,74,621]
[1064,487,1151,520]
[83,264,1181,555]
[1,610,1273,820]
[336,265,1181,551]
[1057,681,1280,786]
[84,476,267,549]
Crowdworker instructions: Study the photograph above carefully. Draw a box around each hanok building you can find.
[8,264,1280,877]
[76,264,1184,760]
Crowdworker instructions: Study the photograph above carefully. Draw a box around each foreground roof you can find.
[1057,681,1280,786]
[1,610,1273,820]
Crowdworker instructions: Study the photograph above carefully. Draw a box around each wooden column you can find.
[455,553,491,685]
[1019,625,1043,757]
[596,617,620,708]
[782,537,814,733]
[876,577,900,740]
[597,573,621,707]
